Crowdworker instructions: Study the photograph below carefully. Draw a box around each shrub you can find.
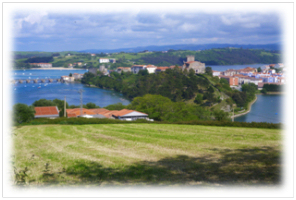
[13,103,35,124]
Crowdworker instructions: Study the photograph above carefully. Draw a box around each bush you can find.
[13,103,35,124]
[213,110,230,121]
[194,94,203,104]
[21,117,281,129]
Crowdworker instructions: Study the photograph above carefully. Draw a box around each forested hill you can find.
[13,48,281,69]
[131,48,281,66]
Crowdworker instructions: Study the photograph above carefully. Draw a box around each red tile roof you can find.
[66,108,97,118]
[156,67,169,71]
[35,106,59,116]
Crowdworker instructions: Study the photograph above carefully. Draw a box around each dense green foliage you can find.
[104,103,126,110]
[24,56,54,63]
[127,94,212,122]
[20,117,281,129]
[85,68,212,102]
[13,103,35,124]
[263,84,283,92]
[132,48,281,66]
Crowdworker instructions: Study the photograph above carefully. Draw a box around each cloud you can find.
[13,12,281,51]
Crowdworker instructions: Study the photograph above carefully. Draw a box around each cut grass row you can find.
[12,124,281,186]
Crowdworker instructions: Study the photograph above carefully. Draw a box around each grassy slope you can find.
[12,124,281,186]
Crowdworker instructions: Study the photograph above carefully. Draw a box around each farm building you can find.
[34,106,59,118]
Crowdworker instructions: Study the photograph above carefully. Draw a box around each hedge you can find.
[19,117,282,129]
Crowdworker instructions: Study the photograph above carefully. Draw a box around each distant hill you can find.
[79,43,281,53]
[13,48,282,69]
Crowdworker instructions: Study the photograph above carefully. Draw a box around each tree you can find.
[69,73,72,77]
[213,110,230,121]
[257,67,262,72]
[207,86,215,93]
[86,102,96,109]
[194,94,203,104]
[205,67,213,76]
[261,88,267,94]
[52,99,69,117]
[32,99,55,107]
[13,103,35,124]
[138,69,149,76]
[104,103,125,110]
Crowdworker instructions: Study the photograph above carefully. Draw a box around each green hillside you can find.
[13,48,281,69]
[13,124,281,186]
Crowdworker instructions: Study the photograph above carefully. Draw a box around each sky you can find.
[12,10,281,52]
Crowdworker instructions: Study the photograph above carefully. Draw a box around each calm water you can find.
[12,69,130,107]
[235,94,283,123]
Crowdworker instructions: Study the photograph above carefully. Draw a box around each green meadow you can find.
[12,124,281,186]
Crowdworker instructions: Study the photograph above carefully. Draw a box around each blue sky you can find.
[13,11,281,52]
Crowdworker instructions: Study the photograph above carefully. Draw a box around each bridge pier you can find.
[18,80,23,83]
[33,79,38,83]
[26,79,31,83]
[41,79,46,83]
[49,79,53,83]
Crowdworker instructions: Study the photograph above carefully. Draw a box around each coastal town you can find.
[25,55,285,91]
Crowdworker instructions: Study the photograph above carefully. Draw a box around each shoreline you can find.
[232,95,258,118]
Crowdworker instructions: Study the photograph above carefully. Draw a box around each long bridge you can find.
[11,78,61,84]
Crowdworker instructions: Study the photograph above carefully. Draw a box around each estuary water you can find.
[234,94,283,124]
[12,69,131,107]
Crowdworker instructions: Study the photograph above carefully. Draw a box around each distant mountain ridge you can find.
[79,43,281,53]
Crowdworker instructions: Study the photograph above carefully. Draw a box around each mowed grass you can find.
[12,124,282,186]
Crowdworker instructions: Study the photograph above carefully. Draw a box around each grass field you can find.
[12,124,281,186]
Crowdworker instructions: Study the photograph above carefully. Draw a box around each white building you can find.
[146,65,157,74]
[30,63,52,68]
[212,70,221,76]
[99,58,110,63]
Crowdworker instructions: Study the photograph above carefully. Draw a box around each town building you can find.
[61,76,75,82]
[29,63,52,68]
[155,67,169,73]
[99,58,110,63]
[182,56,205,74]
[219,76,239,86]
[223,69,238,76]
[117,67,131,73]
[212,70,221,76]
[131,65,147,74]
[146,65,157,74]
[34,106,59,118]
[73,73,84,80]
